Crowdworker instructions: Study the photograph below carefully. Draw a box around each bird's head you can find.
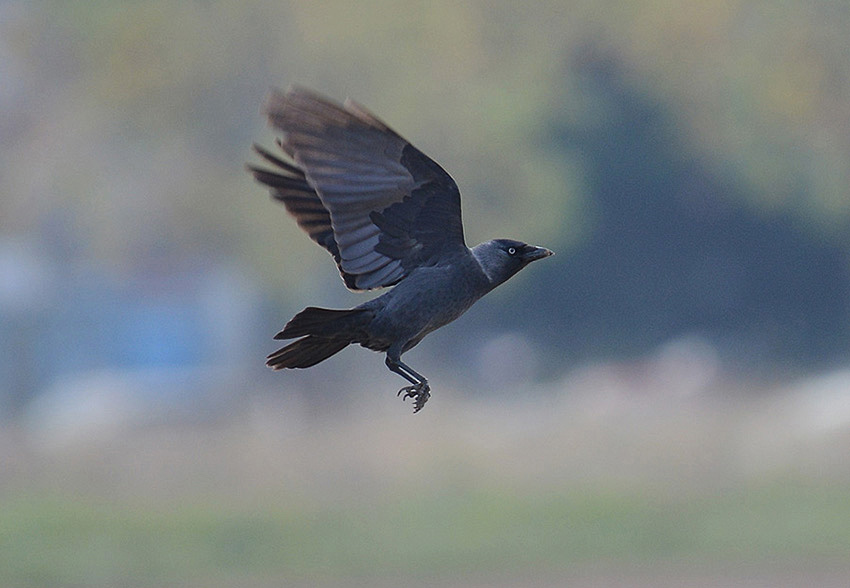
[471,239,553,288]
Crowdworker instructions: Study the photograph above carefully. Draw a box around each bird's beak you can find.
[523,246,554,262]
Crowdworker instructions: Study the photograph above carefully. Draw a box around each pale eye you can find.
[507,247,517,256]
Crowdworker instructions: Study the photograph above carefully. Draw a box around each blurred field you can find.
[2,369,849,587]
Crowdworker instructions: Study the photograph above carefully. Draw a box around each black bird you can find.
[249,86,553,412]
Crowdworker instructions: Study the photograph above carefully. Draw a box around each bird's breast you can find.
[365,262,488,345]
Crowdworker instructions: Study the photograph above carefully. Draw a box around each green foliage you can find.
[9,0,850,276]
[2,481,849,586]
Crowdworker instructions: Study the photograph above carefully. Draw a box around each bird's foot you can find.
[397,382,431,413]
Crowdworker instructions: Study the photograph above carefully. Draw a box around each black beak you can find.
[522,246,554,262]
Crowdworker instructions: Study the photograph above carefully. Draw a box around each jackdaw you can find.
[249,86,553,412]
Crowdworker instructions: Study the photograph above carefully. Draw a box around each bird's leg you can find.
[385,355,431,413]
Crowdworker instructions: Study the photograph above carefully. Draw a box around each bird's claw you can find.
[397,382,431,413]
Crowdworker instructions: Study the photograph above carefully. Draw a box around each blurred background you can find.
[2,1,850,586]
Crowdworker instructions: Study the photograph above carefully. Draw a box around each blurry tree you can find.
[3,0,850,400]
[482,48,850,375]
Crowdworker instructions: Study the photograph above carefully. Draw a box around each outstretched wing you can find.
[251,86,467,291]
[248,143,360,289]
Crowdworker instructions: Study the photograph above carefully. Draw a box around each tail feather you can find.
[266,336,350,369]
[267,306,369,370]
[274,306,365,340]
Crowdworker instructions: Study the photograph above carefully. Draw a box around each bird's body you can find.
[250,87,552,412]
[359,250,492,353]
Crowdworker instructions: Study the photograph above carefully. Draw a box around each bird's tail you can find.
[266,336,351,369]
[266,307,368,370]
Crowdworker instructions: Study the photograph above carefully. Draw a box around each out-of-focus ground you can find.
[3,360,849,587]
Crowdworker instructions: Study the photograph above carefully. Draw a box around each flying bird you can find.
[248,86,553,412]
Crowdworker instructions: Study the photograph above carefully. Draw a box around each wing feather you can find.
[252,86,468,290]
